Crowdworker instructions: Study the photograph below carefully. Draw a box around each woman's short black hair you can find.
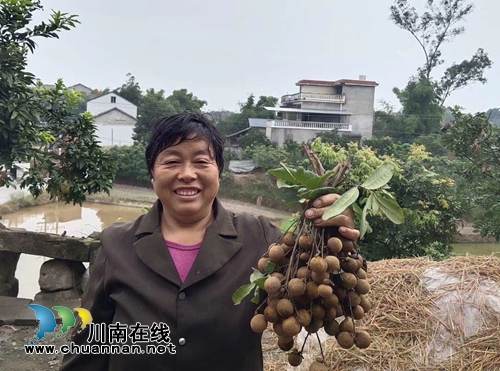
[145,112,225,177]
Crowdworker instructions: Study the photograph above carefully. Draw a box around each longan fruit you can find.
[264,276,281,295]
[355,279,371,295]
[348,291,362,307]
[337,331,354,349]
[341,273,358,290]
[296,266,311,280]
[340,257,359,273]
[278,339,294,351]
[339,317,354,333]
[250,314,267,333]
[327,237,342,254]
[311,304,326,321]
[264,305,279,323]
[269,244,285,263]
[310,257,328,274]
[258,257,271,273]
[325,255,340,272]
[356,268,367,279]
[324,319,340,336]
[277,299,294,318]
[299,234,313,250]
[352,306,365,320]
[305,281,320,299]
[318,284,333,298]
[355,331,371,349]
[282,316,301,337]
[288,278,306,297]
[283,232,297,247]
[297,309,311,327]
[360,295,371,313]
[288,350,302,367]
[341,238,355,253]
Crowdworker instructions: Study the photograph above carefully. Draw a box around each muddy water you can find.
[3,202,500,299]
[1,203,145,299]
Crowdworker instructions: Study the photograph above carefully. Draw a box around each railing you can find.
[268,120,352,131]
[281,93,345,103]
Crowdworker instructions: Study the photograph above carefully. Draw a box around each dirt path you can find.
[89,184,293,222]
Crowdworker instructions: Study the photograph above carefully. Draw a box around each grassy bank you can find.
[0,192,53,216]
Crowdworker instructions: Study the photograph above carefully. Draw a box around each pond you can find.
[1,203,500,299]
[1,202,145,300]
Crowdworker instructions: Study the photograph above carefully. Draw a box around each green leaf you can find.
[276,178,301,189]
[297,187,340,201]
[269,163,330,190]
[265,261,277,275]
[232,283,256,305]
[360,196,371,239]
[322,186,360,221]
[360,163,395,190]
[250,268,265,283]
[280,217,298,233]
[373,194,405,224]
[251,287,260,305]
[253,277,267,290]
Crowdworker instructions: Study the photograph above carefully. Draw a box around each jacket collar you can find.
[132,197,242,288]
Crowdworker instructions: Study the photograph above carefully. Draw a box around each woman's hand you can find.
[304,194,360,242]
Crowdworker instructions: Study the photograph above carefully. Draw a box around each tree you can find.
[442,109,500,240]
[114,73,142,106]
[166,89,206,113]
[390,0,492,106]
[0,0,116,204]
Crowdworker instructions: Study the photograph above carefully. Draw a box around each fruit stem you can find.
[315,332,326,364]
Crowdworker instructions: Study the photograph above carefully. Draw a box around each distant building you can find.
[68,83,94,96]
[86,92,138,146]
[251,76,378,146]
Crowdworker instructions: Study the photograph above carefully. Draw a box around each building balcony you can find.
[281,93,346,104]
[267,119,352,132]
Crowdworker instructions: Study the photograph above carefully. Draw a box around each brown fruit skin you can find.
[273,322,286,336]
[250,314,267,333]
[278,339,294,351]
[258,257,271,273]
[277,299,294,318]
[305,281,320,299]
[283,232,297,247]
[337,331,355,349]
[352,305,365,320]
[264,276,281,295]
[281,243,293,254]
[355,331,371,349]
[348,291,362,307]
[299,234,314,250]
[356,268,368,279]
[296,266,311,280]
[288,352,302,367]
[311,304,326,321]
[309,361,329,371]
[334,286,348,301]
[323,307,337,321]
[278,334,294,344]
[318,284,333,298]
[293,295,311,309]
[355,279,371,295]
[340,258,359,273]
[300,252,310,262]
[341,272,358,290]
[282,316,302,336]
[271,272,285,281]
[360,295,371,313]
[305,319,323,334]
[322,293,339,309]
[269,244,285,263]
[311,271,329,285]
[334,304,344,319]
[341,238,355,253]
[325,255,340,272]
[324,319,340,336]
[288,278,306,297]
[339,317,355,333]
[310,257,328,274]
[327,237,342,254]
[264,306,279,323]
[297,309,312,327]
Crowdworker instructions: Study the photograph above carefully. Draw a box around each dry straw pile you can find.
[263,255,500,371]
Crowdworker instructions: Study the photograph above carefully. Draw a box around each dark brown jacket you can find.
[59,198,282,371]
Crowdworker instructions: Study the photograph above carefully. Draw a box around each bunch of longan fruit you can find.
[250,221,371,368]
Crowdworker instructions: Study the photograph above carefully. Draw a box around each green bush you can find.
[108,145,151,186]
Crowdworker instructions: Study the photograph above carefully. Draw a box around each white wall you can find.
[87,93,137,118]
[96,124,135,147]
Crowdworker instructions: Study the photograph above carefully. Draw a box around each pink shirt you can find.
[165,240,202,283]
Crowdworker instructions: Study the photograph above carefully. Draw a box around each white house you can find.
[86,92,138,146]
[69,83,94,96]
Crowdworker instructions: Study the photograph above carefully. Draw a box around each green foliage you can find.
[237,129,271,149]
[315,130,361,148]
[132,87,207,145]
[0,1,117,205]
[442,108,500,241]
[108,145,151,185]
[114,73,142,106]
[310,139,463,260]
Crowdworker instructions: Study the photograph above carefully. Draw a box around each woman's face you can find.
[151,137,220,223]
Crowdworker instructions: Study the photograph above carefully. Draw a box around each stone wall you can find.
[0,223,100,300]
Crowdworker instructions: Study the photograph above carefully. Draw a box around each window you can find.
[111,96,116,103]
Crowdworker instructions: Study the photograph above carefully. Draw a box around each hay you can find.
[263,256,500,371]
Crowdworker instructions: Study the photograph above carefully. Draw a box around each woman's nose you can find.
[177,163,198,182]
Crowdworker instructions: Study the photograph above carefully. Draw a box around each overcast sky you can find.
[27,0,499,113]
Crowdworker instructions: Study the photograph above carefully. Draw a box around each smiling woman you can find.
[59,112,360,371]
